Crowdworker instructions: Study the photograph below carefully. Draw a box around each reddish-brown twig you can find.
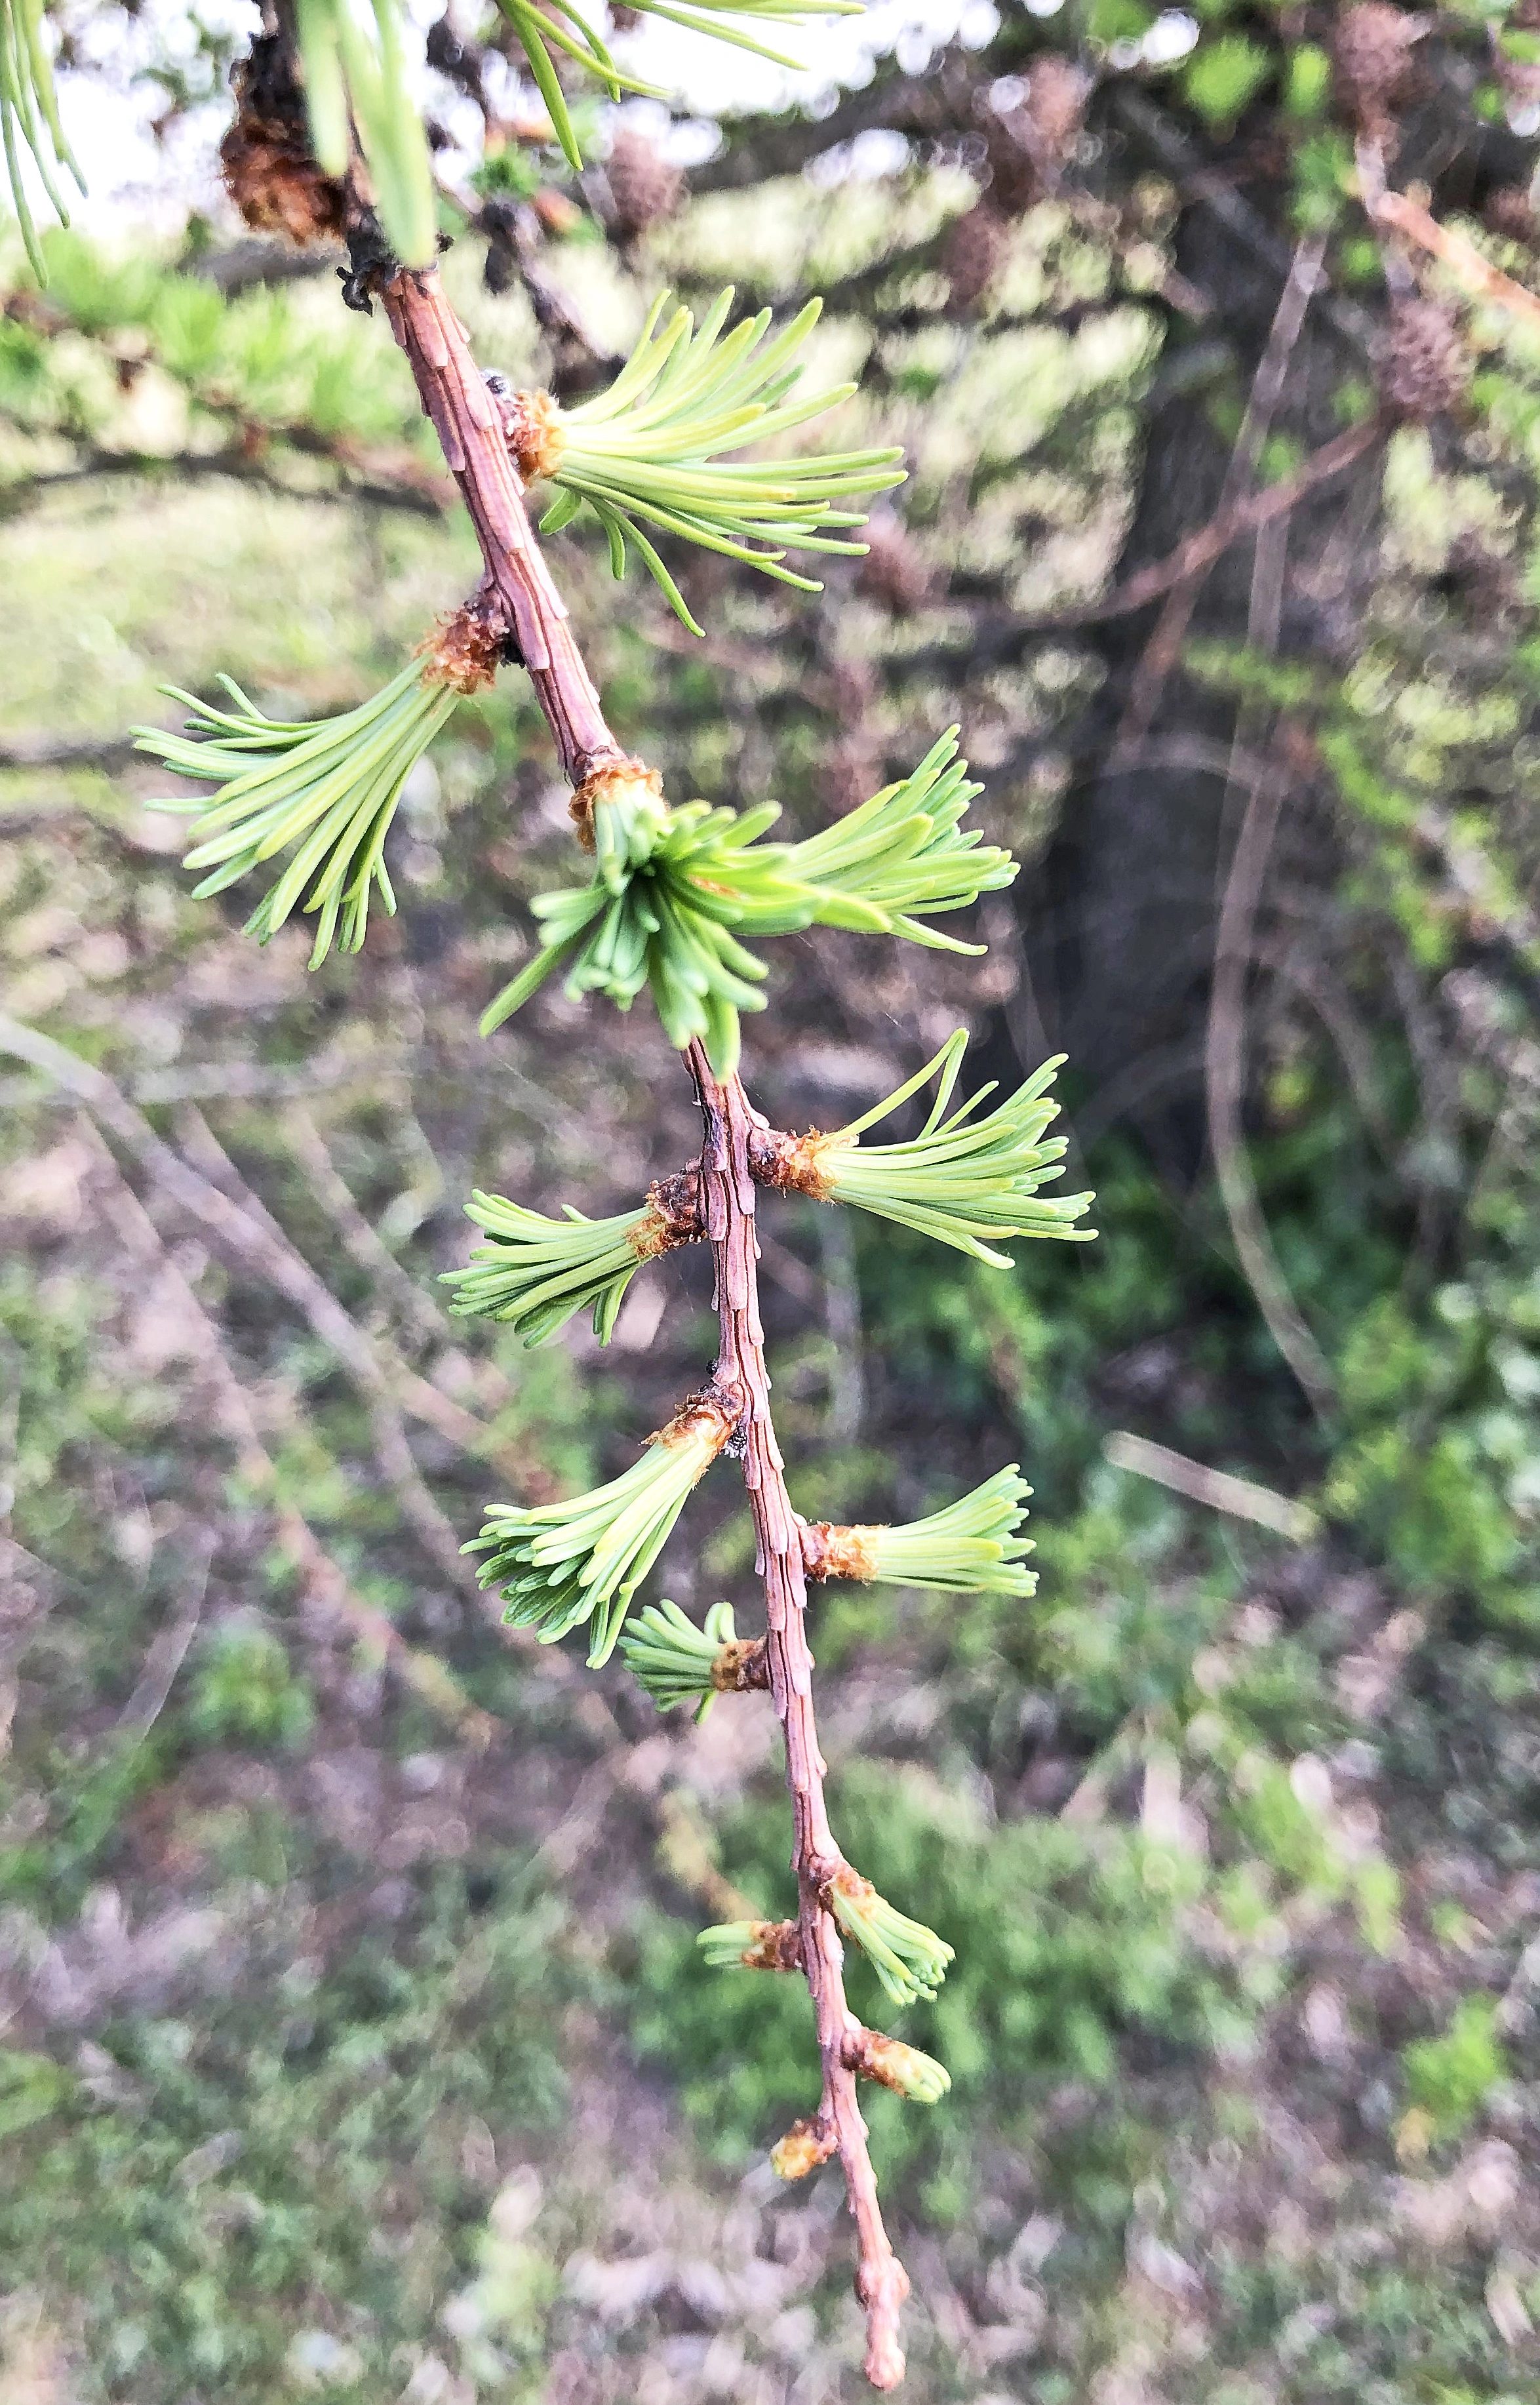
[378,269,618,784]
[690,1046,909,2389]
[374,258,913,2387]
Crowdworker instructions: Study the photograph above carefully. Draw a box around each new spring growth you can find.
[768,731,1015,953]
[442,1170,701,1346]
[620,1597,768,1719]
[138,608,502,968]
[753,1030,1096,1264]
[481,734,1017,1076]
[485,0,859,174]
[844,2027,951,2105]
[823,1867,955,2010]
[293,0,437,265]
[3,0,84,279]
[701,1884,953,2010]
[802,1465,1038,1597]
[498,290,905,635]
[479,787,810,1075]
[467,1384,740,1666]
[697,1918,805,1971]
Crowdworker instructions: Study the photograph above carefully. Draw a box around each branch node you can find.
[710,1635,770,1692]
[634,1167,705,1256]
[843,2025,951,2104]
[416,599,507,694]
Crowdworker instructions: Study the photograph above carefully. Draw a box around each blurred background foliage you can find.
[6,1,1540,2399]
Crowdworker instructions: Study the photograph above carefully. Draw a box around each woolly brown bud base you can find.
[569,755,665,851]
[418,603,506,694]
[842,2027,944,2100]
[652,1380,743,1456]
[631,1169,705,1258]
[801,1521,882,1583]
[499,388,566,485]
[747,1124,837,1199]
[735,1918,805,1971]
[710,1635,770,1693]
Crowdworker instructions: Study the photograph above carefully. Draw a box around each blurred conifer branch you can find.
[1,0,83,279]
[488,0,860,170]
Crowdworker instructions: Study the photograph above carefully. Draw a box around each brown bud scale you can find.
[499,388,566,485]
[843,2026,930,2094]
[653,1379,743,1456]
[746,1124,840,1199]
[736,1917,804,1970]
[630,1168,705,1259]
[418,603,505,694]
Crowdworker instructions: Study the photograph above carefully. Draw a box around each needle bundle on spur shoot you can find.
[495,288,905,632]
[158,21,1102,2385]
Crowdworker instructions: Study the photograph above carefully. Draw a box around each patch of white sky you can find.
[27,0,1203,240]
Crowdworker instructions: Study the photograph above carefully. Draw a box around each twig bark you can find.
[379,270,619,784]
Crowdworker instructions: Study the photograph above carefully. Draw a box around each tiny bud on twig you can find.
[770,2117,839,2180]
[843,2026,951,2104]
[698,1917,805,1970]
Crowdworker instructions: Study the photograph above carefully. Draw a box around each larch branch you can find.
[376,254,913,2387]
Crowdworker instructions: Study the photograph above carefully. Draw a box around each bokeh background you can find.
[7,3,1540,2398]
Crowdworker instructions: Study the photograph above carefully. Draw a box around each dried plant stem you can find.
[73,1118,499,1747]
[1370,186,1540,332]
[377,255,911,2389]
[1034,413,1383,633]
